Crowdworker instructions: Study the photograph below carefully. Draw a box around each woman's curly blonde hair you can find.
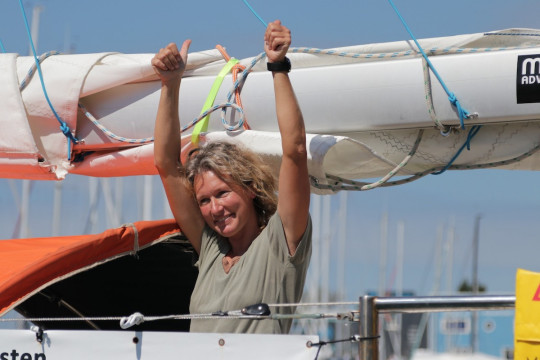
[185,142,278,229]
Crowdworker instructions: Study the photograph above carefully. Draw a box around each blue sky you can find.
[1,0,540,300]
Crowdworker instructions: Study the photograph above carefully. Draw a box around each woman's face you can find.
[194,171,257,240]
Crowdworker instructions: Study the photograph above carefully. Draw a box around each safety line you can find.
[0,300,360,325]
[0,311,354,327]
[18,0,79,160]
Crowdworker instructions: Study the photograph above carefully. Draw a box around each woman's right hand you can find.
[151,40,191,84]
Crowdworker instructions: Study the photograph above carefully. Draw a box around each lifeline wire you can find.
[0,311,353,328]
[18,0,79,160]
[387,0,471,129]
[0,300,360,326]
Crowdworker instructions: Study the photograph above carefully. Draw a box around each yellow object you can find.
[515,268,540,359]
[191,58,239,145]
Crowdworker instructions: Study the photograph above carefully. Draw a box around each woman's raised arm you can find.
[152,41,205,254]
[265,21,311,255]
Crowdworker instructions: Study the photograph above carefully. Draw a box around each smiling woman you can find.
[187,142,277,249]
[152,20,312,334]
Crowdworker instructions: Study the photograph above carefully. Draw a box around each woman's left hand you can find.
[264,20,291,63]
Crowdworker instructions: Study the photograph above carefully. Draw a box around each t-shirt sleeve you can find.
[194,225,216,269]
[267,213,312,266]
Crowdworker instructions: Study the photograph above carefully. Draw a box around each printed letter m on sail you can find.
[517,54,540,104]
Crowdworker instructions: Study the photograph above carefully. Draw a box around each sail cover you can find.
[0,219,198,331]
[2,29,540,190]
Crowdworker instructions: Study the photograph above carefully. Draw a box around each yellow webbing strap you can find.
[191,58,239,145]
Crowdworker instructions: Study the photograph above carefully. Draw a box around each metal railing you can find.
[358,294,515,360]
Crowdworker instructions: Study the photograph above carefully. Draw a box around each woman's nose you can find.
[210,197,223,213]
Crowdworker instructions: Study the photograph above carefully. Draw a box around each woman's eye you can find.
[199,198,209,206]
[217,191,228,198]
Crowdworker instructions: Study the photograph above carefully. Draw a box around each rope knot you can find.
[447,92,470,129]
[120,312,145,329]
[447,92,457,104]
[59,122,71,136]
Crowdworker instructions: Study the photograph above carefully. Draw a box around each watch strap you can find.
[267,57,291,73]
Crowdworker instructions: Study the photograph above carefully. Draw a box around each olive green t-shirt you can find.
[189,213,312,334]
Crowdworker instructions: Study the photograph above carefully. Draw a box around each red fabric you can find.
[0,219,180,316]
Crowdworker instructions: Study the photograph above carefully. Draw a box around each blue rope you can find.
[18,0,79,160]
[242,0,268,27]
[431,125,482,175]
[387,0,470,129]
[0,38,6,53]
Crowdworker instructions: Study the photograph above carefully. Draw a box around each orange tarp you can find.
[0,219,180,316]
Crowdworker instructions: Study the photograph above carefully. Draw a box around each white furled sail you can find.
[2,29,540,192]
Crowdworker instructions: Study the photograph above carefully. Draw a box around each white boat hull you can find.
[0,329,319,360]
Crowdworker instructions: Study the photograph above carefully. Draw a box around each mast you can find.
[335,191,348,357]
[19,180,31,238]
[142,176,153,220]
[19,5,44,239]
[52,182,62,236]
[378,212,388,360]
[396,220,404,359]
[471,214,482,353]
[28,5,43,55]
[320,195,331,339]
[378,212,388,296]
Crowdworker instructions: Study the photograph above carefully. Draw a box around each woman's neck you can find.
[227,221,261,256]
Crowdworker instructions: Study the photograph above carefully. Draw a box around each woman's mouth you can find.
[214,214,233,226]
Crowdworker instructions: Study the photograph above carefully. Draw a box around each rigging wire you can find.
[242,0,267,27]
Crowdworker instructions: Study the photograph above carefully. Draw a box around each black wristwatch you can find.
[267,57,291,73]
